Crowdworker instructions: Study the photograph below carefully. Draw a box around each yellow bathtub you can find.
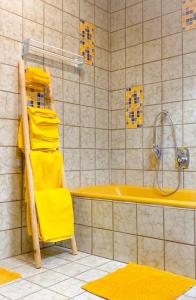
[71,185,196,208]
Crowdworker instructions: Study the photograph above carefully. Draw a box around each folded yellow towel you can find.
[18,107,60,151]
[35,188,74,242]
[28,106,60,150]
[25,66,51,91]
[0,268,21,285]
[83,262,196,300]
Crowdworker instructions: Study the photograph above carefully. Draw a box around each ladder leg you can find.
[19,60,42,269]
[71,236,77,255]
[33,237,42,268]
[27,163,42,269]
[26,152,42,269]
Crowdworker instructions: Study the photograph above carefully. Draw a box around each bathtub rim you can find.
[70,184,196,209]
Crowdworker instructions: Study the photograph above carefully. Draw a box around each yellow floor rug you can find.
[82,263,196,300]
[0,268,21,285]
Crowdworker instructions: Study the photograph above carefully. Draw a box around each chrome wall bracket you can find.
[176,147,190,169]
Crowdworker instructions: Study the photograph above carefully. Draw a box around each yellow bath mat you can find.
[0,268,21,285]
[83,263,196,300]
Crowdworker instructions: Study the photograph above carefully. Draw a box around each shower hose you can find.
[152,110,182,196]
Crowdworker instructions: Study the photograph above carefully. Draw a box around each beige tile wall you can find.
[0,0,110,259]
[73,196,196,278]
[110,0,196,190]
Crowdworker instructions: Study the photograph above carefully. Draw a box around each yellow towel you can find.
[18,119,23,151]
[25,151,74,242]
[18,107,60,151]
[28,106,60,150]
[0,268,21,285]
[35,188,74,242]
[25,150,64,237]
[83,263,196,300]
[25,66,50,91]
[30,150,63,190]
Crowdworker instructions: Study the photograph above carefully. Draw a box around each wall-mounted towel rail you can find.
[22,39,84,69]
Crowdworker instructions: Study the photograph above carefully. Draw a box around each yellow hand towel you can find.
[25,66,51,90]
[18,107,60,151]
[28,107,60,150]
[34,188,74,242]
[30,150,63,190]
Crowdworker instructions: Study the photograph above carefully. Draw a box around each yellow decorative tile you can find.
[182,0,196,31]
[26,89,46,108]
[125,86,144,129]
[80,20,95,66]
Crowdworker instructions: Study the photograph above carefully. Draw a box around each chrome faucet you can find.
[177,147,190,169]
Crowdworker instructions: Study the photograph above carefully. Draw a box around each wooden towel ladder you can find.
[18,59,77,269]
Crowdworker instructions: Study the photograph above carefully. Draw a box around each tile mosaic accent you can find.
[80,20,95,65]
[26,89,46,108]
[125,86,144,128]
[182,0,196,31]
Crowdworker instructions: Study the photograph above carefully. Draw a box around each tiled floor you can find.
[0,246,195,300]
